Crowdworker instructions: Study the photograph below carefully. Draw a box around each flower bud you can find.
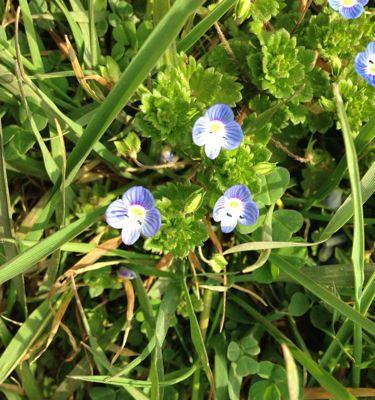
[235,0,252,23]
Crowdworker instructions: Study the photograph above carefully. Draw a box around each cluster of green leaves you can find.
[248,29,315,99]
[136,54,242,151]
[200,136,274,198]
[145,183,208,257]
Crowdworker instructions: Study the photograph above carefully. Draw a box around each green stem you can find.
[191,288,213,400]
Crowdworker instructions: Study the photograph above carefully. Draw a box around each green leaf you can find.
[236,356,259,377]
[227,341,241,362]
[255,167,290,206]
[240,335,260,356]
[249,0,284,22]
[228,362,242,400]
[288,292,310,317]
[272,209,303,241]
[248,381,281,400]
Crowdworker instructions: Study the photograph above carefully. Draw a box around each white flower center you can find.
[128,204,146,226]
[341,0,356,6]
[225,198,243,218]
[367,59,375,75]
[209,120,226,136]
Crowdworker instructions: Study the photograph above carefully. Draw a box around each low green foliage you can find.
[0,0,374,399]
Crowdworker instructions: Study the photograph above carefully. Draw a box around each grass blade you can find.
[0,119,27,317]
[333,83,365,386]
[54,0,84,57]
[0,319,43,399]
[182,265,215,396]
[0,300,54,383]
[177,0,236,53]
[0,206,106,284]
[281,343,299,400]
[224,240,322,255]
[19,0,44,72]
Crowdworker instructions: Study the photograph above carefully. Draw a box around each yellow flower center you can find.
[341,0,356,6]
[227,198,242,211]
[209,120,225,135]
[129,205,146,219]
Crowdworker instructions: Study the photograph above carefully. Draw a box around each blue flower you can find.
[192,104,243,160]
[105,186,161,245]
[355,42,375,87]
[118,267,137,280]
[213,184,259,233]
[328,0,368,19]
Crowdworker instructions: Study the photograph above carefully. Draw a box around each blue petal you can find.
[365,41,375,58]
[239,200,259,226]
[192,116,210,146]
[141,208,162,237]
[121,226,141,245]
[328,0,341,10]
[105,199,128,229]
[206,104,234,123]
[358,0,368,5]
[355,43,375,86]
[123,186,155,209]
[355,51,369,78]
[204,142,221,159]
[364,74,375,87]
[220,216,237,233]
[339,4,364,18]
[213,196,226,222]
[224,184,252,202]
[222,121,243,150]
